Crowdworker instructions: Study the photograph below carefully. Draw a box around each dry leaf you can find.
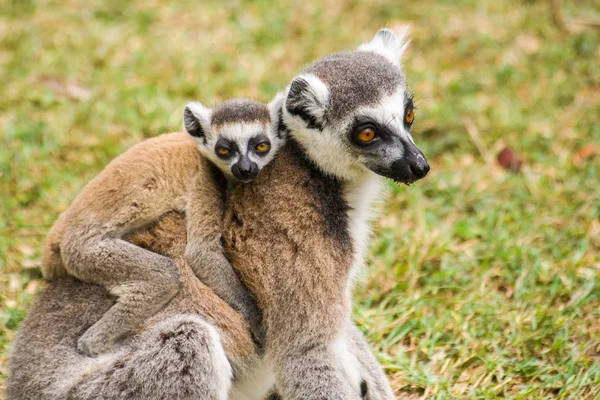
[573,144,597,166]
[497,146,523,172]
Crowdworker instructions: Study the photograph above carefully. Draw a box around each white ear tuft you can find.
[358,27,411,66]
[267,91,287,140]
[268,91,286,119]
[183,102,212,141]
[284,73,329,130]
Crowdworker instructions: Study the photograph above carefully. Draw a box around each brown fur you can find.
[42,132,206,279]
[41,131,259,356]
[125,212,256,362]
[222,140,362,399]
[8,212,259,400]
[10,210,392,399]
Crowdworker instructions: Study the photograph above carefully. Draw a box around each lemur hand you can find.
[233,290,265,350]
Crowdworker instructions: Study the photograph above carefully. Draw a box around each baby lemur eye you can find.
[357,128,376,144]
[256,143,270,152]
[404,107,415,125]
[216,147,231,158]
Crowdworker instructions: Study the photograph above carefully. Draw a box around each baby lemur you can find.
[42,97,284,356]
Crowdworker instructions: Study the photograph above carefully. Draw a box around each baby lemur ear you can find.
[268,91,287,140]
[284,74,329,131]
[358,28,410,66]
[183,102,212,143]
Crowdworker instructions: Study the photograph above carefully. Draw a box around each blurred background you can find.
[0,0,598,398]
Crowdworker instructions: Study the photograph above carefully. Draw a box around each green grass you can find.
[1,0,599,398]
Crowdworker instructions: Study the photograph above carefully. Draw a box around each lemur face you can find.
[283,29,429,184]
[184,98,286,183]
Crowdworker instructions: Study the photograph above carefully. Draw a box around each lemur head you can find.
[282,28,429,184]
[184,97,285,182]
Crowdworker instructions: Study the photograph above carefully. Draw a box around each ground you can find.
[0,0,599,398]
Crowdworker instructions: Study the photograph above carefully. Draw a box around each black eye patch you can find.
[215,138,239,151]
[247,134,270,148]
[215,138,239,159]
[248,134,271,156]
[348,116,396,148]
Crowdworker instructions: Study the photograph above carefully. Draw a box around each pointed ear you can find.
[284,73,329,131]
[267,91,288,140]
[268,91,285,117]
[183,102,211,143]
[358,28,410,66]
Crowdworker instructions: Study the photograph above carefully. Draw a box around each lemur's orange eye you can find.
[405,108,415,125]
[217,147,230,156]
[256,143,270,152]
[357,128,376,143]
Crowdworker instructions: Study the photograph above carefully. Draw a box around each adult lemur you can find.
[8,29,427,399]
[42,98,284,355]
[222,27,429,399]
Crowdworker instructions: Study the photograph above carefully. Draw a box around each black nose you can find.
[388,142,430,184]
[239,163,252,175]
[238,156,253,175]
[232,157,259,181]
[409,155,430,179]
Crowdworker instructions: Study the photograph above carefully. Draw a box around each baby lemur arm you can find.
[185,166,262,341]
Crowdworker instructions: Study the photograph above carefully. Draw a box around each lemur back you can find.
[41,98,284,356]
[42,132,204,279]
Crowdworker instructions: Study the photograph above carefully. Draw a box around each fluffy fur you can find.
[186,97,286,181]
[9,213,392,400]
[41,98,282,356]
[9,213,258,399]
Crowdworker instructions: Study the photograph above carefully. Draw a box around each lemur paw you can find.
[77,327,114,357]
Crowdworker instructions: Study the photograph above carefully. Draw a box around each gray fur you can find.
[8,278,231,400]
[60,233,181,355]
[245,29,424,398]
[183,106,207,143]
[8,266,391,399]
[185,97,286,184]
[37,96,283,357]
[210,98,271,126]
[305,50,404,122]
[284,29,428,184]
[346,323,395,400]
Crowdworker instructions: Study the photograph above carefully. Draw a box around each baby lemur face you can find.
[283,29,430,184]
[184,98,285,182]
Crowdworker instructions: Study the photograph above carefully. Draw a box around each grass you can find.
[0,0,599,398]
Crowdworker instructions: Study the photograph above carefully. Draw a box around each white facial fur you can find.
[283,81,411,182]
[282,29,427,287]
[184,96,286,180]
[199,121,274,179]
[282,29,415,181]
